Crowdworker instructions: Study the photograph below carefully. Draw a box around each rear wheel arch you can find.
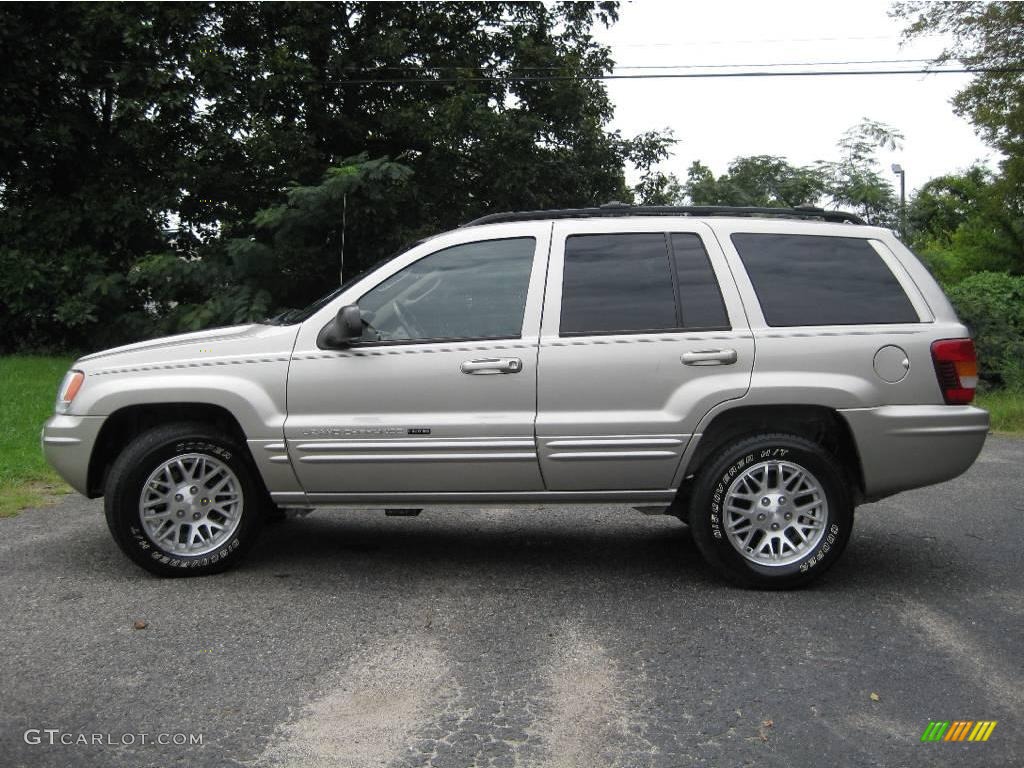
[678,404,865,505]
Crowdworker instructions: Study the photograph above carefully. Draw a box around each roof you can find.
[462,202,866,227]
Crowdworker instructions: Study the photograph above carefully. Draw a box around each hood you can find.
[78,324,266,363]
[74,323,301,375]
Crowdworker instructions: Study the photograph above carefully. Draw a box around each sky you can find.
[592,0,998,195]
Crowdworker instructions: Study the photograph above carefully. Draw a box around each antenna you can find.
[340,193,347,284]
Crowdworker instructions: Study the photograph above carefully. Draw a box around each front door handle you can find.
[461,357,523,375]
[681,349,738,366]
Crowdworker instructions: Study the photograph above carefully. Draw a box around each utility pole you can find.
[891,163,906,238]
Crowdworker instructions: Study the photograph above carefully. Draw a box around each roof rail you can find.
[462,202,866,227]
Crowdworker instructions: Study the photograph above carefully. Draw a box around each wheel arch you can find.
[87,403,251,498]
[675,404,866,507]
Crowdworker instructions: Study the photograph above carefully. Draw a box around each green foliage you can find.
[947,272,1024,388]
[896,2,1024,158]
[896,1,1024,277]
[813,119,902,226]
[685,156,824,208]
[908,167,1024,283]
[0,2,671,351]
[681,120,900,223]
[127,154,416,333]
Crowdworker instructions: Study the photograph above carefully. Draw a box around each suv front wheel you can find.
[689,433,853,589]
[104,423,265,577]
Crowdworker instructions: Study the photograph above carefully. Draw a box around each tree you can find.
[130,154,415,334]
[895,2,1024,161]
[0,3,215,350]
[907,166,1024,283]
[895,1,1024,273]
[681,119,900,224]
[0,2,672,351]
[814,119,902,226]
[684,156,823,208]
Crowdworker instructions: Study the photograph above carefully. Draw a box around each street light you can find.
[891,163,906,237]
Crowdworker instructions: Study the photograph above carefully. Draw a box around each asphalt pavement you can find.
[1,436,1021,768]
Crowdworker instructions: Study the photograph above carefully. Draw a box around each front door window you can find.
[357,237,536,343]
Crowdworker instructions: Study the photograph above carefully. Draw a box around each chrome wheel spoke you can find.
[139,453,243,557]
[723,459,829,567]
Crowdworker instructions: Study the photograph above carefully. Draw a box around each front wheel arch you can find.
[88,403,252,498]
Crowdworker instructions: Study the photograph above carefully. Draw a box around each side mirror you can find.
[318,304,363,348]
[338,305,363,340]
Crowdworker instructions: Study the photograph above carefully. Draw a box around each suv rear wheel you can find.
[689,433,853,589]
[104,423,265,577]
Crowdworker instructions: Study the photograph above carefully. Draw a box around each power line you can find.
[16,59,1010,87]
[607,58,937,71]
[607,33,942,48]
[328,57,939,74]
[308,67,1022,86]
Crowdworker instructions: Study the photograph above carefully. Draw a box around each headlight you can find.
[55,370,85,414]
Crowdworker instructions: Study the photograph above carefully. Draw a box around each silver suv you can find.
[42,205,989,587]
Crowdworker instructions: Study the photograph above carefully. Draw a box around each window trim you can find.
[557,230,732,338]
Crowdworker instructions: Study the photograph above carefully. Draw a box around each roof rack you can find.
[462,202,866,227]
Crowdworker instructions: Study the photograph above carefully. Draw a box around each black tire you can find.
[104,423,266,577]
[688,433,854,589]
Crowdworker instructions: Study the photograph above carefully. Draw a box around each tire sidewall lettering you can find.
[693,436,853,586]
[107,426,261,577]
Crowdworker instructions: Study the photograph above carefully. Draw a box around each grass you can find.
[977,388,1024,435]
[0,356,74,517]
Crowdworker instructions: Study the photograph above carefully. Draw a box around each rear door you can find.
[536,219,754,491]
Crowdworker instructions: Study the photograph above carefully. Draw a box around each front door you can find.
[285,224,550,496]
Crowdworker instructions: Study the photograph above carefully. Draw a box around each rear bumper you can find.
[839,405,989,501]
[41,414,105,496]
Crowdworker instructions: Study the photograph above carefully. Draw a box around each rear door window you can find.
[560,232,729,335]
[731,233,919,326]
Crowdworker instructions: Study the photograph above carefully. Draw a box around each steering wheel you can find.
[404,274,443,307]
[391,300,426,340]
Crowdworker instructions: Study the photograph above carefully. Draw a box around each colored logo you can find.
[920,720,997,742]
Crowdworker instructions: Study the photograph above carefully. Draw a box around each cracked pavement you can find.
[1,437,1021,767]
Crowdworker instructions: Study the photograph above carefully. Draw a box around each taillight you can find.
[930,339,978,405]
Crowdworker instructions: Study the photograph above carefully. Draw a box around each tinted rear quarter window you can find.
[731,233,918,326]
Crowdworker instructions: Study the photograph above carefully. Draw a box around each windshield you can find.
[264,239,427,325]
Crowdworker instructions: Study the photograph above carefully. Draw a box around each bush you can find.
[947,272,1024,389]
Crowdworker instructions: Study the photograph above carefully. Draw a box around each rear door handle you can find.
[681,349,738,365]
[460,357,523,374]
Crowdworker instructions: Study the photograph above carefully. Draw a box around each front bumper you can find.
[838,405,989,501]
[41,414,106,496]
